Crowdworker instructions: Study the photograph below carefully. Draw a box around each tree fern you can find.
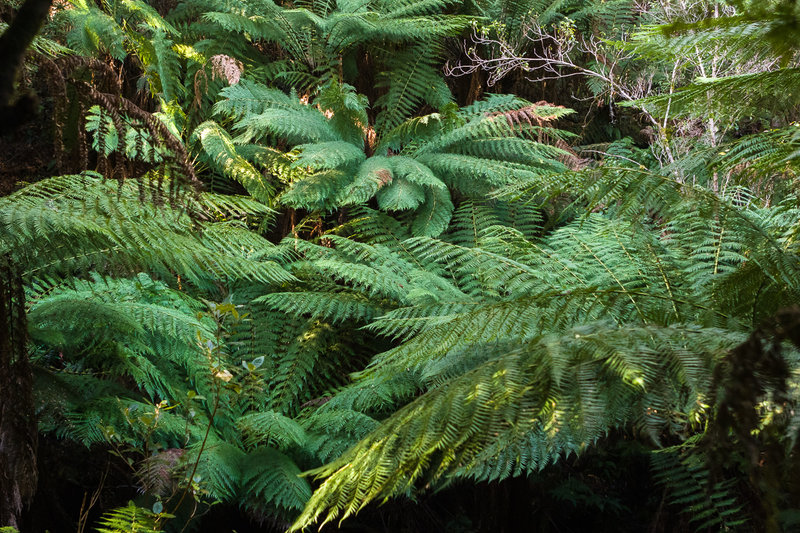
[0,174,292,287]
[12,1,800,529]
[64,0,185,102]
[275,162,800,527]
[1,171,327,526]
[200,0,469,127]
[211,85,573,236]
[64,0,128,61]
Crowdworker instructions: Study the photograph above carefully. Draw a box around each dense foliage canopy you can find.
[1,0,800,531]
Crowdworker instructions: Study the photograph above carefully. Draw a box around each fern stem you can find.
[646,242,680,321]
[169,392,218,518]
[580,241,647,322]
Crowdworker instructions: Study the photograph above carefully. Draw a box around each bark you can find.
[0,0,54,133]
[0,256,37,529]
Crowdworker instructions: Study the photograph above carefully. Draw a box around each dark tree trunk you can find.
[0,0,53,134]
[0,256,37,529]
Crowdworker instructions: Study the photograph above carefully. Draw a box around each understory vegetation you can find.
[1,0,800,530]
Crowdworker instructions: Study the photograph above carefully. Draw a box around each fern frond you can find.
[213,80,302,121]
[292,320,741,529]
[256,291,385,324]
[240,448,312,512]
[139,29,184,102]
[65,0,128,60]
[293,141,366,170]
[94,502,165,533]
[374,44,453,133]
[651,440,747,531]
[333,156,394,206]
[194,121,276,203]
[0,174,292,287]
[238,411,308,450]
[409,185,454,237]
[190,439,244,500]
[628,68,800,120]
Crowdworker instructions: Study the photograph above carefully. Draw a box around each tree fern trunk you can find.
[0,256,37,528]
[465,70,483,106]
